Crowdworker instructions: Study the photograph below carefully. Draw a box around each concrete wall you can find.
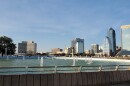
[0,70,130,86]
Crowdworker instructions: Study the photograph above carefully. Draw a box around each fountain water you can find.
[40,57,44,66]
[51,57,54,60]
[72,47,76,66]
[75,56,78,61]
[85,57,88,62]
[23,56,25,60]
[72,57,76,66]
[6,56,9,60]
[87,57,93,64]
[38,55,40,60]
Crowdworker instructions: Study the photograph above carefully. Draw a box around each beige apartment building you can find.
[51,48,63,54]
[18,41,37,55]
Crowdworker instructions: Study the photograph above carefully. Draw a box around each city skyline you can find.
[0,0,130,52]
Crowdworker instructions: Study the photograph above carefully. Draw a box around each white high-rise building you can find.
[121,25,130,51]
[18,41,37,55]
[117,25,130,55]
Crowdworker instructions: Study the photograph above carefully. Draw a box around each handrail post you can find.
[98,65,102,72]
[78,66,82,72]
[115,65,119,71]
[25,66,28,74]
[55,66,57,73]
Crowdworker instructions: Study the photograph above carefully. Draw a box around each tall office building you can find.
[117,25,130,55]
[121,25,130,51]
[18,41,27,54]
[71,38,84,54]
[18,41,37,55]
[64,47,71,54]
[91,44,99,54]
[103,36,111,56]
[107,28,116,56]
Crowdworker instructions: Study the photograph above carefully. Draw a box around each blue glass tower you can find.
[103,36,111,56]
[107,28,116,56]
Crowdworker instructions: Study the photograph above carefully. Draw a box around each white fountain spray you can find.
[6,55,9,60]
[85,56,88,62]
[72,47,75,66]
[38,55,40,60]
[72,57,76,66]
[87,56,93,64]
[40,57,44,67]
[23,55,25,60]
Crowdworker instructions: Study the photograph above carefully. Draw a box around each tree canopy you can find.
[0,36,16,56]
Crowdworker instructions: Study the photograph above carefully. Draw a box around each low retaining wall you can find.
[0,70,130,86]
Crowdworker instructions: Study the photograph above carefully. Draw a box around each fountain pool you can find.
[0,56,130,67]
[0,56,130,74]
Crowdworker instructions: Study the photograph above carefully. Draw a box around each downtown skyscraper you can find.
[121,25,130,51]
[103,36,111,56]
[107,28,116,56]
[91,44,99,54]
[117,25,130,55]
[71,38,84,54]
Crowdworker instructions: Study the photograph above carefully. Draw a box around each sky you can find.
[0,0,130,53]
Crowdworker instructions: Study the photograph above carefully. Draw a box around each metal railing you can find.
[0,65,130,75]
